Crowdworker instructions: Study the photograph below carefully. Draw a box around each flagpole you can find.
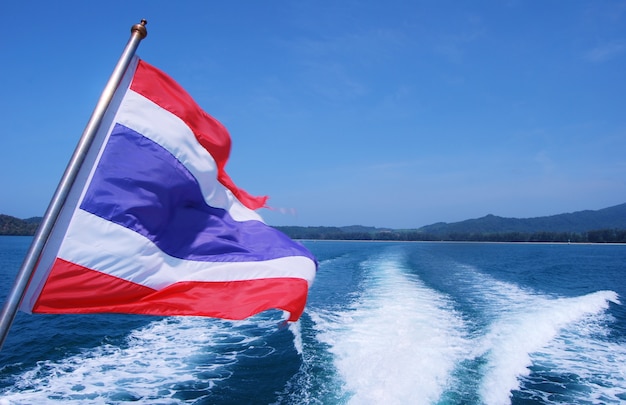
[0,20,148,351]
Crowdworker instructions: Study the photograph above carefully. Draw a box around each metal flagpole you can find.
[0,20,148,351]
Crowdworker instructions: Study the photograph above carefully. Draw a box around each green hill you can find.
[0,215,42,236]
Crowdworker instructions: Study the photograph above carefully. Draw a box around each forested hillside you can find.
[0,215,41,236]
[275,203,626,243]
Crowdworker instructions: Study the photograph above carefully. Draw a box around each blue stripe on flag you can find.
[80,124,312,263]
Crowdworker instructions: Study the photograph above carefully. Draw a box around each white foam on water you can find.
[288,320,304,355]
[525,313,626,404]
[311,251,471,405]
[0,315,282,404]
[463,268,623,405]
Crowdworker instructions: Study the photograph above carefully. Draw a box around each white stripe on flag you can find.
[58,209,316,290]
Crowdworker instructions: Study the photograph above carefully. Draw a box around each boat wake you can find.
[310,249,471,404]
[309,246,624,404]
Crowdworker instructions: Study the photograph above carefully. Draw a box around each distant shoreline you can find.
[3,208,626,243]
[297,239,626,246]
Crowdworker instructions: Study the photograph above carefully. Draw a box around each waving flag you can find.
[19,57,316,322]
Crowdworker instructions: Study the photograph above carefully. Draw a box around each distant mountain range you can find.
[417,202,626,235]
[1,203,625,242]
[274,203,626,242]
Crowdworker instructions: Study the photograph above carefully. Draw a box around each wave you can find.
[448,266,623,404]
[477,289,620,404]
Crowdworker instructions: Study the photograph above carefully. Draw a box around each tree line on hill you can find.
[273,226,626,243]
[0,215,42,236]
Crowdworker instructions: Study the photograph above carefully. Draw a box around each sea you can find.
[0,236,625,405]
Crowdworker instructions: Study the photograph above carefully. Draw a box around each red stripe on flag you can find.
[130,60,268,210]
[33,259,309,321]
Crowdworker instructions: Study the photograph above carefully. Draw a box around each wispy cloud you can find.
[534,150,556,174]
[276,28,407,103]
[433,13,486,63]
[585,40,626,62]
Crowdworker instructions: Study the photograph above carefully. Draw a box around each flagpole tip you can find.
[131,19,148,39]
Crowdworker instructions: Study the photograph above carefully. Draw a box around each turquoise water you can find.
[1,236,625,404]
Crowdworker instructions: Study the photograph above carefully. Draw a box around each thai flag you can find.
[19,57,316,322]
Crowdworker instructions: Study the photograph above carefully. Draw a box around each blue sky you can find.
[1,1,625,229]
